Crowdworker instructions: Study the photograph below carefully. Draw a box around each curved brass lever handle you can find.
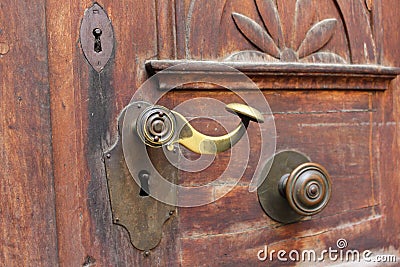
[172,103,264,154]
[136,103,264,154]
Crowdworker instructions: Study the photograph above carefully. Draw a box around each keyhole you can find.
[93,28,102,53]
[139,171,150,197]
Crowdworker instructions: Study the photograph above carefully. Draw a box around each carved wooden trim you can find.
[228,0,382,64]
[146,60,400,91]
[334,0,377,64]
[231,0,345,63]
[150,1,399,91]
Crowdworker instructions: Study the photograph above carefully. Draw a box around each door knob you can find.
[135,102,264,154]
[257,150,332,223]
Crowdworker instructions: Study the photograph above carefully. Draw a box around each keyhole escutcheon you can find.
[93,28,102,53]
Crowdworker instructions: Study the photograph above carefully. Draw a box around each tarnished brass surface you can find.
[134,102,263,154]
[225,103,264,123]
[105,101,263,250]
[171,103,264,154]
[258,151,332,224]
[104,108,176,251]
[136,105,176,147]
[285,162,331,216]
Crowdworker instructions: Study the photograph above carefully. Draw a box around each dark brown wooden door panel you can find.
[1,0,399,266]
[177,0,375,64]
[174,89,383,266]
[0,1,58,265]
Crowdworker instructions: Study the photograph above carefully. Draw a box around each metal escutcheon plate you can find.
[257,151,310,224]
[104,103,177,252]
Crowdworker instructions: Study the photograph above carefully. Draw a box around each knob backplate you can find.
[257,150,310,224]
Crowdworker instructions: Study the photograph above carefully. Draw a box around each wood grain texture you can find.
[293,0,314,51]
[232,12,281,58]
[0,1,58,266]
[46,1,91,264]
[172,86,396,265]
[297,18,338,59]
[147,60,400,90]
[175,90,381,264]
[46,0,179,265]
[255,0,284,48]
[335,0,376,64]
[180,208,383,266]
[276,0,297,50]
[181,0,351,62]
[7,0,395,265]
[380,0,400,251]
[156,0,177,59]
[170,1,399,265]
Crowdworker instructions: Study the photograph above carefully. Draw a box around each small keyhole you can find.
[139,171,150,197]
[93,28,102,53]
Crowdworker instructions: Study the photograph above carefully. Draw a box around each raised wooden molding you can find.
[148,0,399,91]
[146,60,400,91]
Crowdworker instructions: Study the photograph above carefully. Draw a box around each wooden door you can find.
[1,0,400,266]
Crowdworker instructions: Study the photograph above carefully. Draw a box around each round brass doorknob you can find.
[279,162,331,216]
[258,151,332,223]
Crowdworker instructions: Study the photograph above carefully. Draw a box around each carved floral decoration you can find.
[230,0,346,63]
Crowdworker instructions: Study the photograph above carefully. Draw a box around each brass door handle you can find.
[110,101,264,250]
[136,102,264,154]
[258,151,332,223]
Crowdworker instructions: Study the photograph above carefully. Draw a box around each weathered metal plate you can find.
[80,3,114,72]
[257,150,310,224]
[104,109,176,251]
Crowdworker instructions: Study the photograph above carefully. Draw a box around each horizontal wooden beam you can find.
[146,60,400,91]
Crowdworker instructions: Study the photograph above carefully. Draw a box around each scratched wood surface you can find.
[171,1,400,265]
[1,0,399,266]
[46,0,180,266]
[0,1,59,265]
